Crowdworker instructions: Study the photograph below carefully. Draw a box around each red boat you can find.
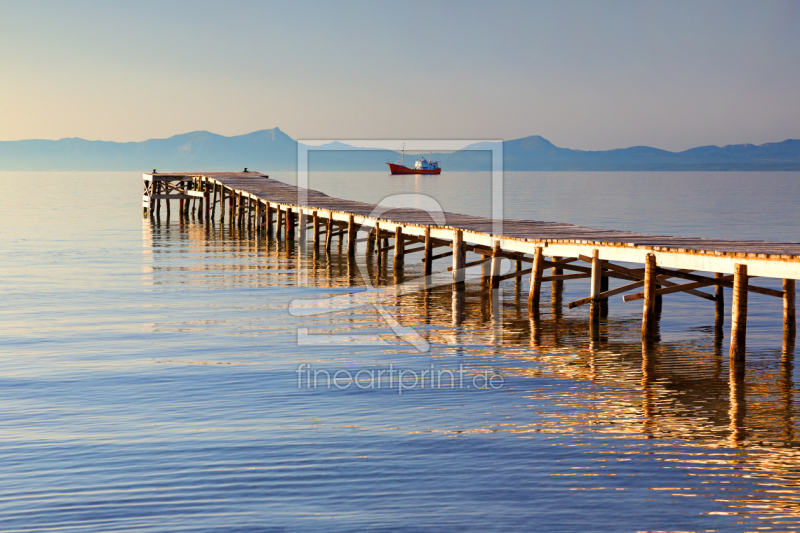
[387,146,441,175]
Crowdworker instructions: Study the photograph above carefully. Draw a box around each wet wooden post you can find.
[143,180,148,217]
[490,240,502,289]
[218,186,225,224]
[481,256,491,287]
[715,272,725,331]
[374,223,382,264]
[423,228,433,276]
[642,253,657,340]
[203,178,211,222]
[265,202,273,234]
[528,247,544,313]
[204,178,210,222]
[178,182,184,220]
[246,196,252,230]
[312,211,319,246]
[232,191,238,225]
[299,209,307,245]
[590,249,602,321]
[551,255,563,308]
[165,191,170,220]
[286,208,295,240]
[347,215,357,257]
[367,226,376,256]
[784,278,796,341]
[393,226,404,271]
[155,182,161,219]
[210,182,217,221]
[186,183,193,219]
[452,229,465,287]
[730,263,748,361]
[324,215,333,251]
[276,206,283,238]
[600,269,609,317]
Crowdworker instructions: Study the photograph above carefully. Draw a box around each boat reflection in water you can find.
[149,217,800,528]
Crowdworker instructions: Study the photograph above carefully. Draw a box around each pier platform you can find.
[143,170,800,357]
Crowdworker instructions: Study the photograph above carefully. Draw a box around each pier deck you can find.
[143,170,800,355]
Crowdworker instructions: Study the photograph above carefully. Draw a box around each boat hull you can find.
[387,163,441,175]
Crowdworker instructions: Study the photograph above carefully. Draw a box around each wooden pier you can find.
[143,170,800,358]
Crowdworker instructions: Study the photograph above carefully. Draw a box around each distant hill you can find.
[1,129,799,171]
[493,136,800,171]
[0,129,298,171]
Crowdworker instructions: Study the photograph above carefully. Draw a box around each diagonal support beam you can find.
[566,270,706,308]
[655,267,784,298]
[541,259,639,283]
[622,275,733,302]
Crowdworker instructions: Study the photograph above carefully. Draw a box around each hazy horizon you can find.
[3,126,800,154]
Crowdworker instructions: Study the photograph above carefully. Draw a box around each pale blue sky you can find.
[1,0,798,150]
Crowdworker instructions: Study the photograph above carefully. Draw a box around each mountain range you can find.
[1,128,799,171]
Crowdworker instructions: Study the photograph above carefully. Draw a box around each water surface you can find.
[1,171,800,532]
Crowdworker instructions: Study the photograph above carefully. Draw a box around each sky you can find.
[1,0,799,151]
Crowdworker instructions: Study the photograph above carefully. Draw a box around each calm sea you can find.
[2,170,800,532]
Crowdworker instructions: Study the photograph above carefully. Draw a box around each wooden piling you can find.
[155,182,161,218]
[590,249,602,320]
[211,182,217,221]
[784,278,796,341]
[600,270,609,317]
[490,240,502,289]
[642,253,657,340]
[312,211,319,246]
[393,226,404,270]
[367,227,376,256]
[276,207,283,238]
[551,255,564,299]
[266,202,273,234]
[452,229,465,287]
[204,178,210,221]
[286,208,295,240]
[246,197,251,230]
[481,256,491,287]
[299,209,307,245]
[423,228,433,276]
[730,263,749,361]
[374,223,382,263]
[347,215,357,256]
[325,215,333,251]
[528,247,544,312]
[715,272,725,331]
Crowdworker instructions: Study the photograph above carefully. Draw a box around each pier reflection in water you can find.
[142,215,800,530]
